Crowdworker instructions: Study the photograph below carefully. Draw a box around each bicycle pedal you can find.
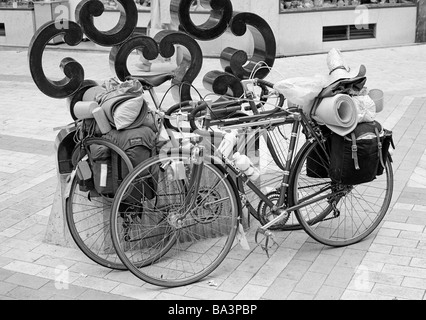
[255,228,278,258]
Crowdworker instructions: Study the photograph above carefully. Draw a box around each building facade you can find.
[0,0,422,56]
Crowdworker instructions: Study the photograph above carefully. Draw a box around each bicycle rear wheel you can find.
[66,138,133,270]
[110,153,240,287]
[289,140,394,247]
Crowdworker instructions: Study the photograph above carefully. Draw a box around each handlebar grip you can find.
[257,79,275,89]
[188,103,211,136]
[256,79,285,109]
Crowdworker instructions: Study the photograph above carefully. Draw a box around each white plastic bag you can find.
[274,76,326,110]
[352,95,376,123]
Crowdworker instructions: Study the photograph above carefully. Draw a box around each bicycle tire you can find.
[289,140,394,247]
[66,138,133,270]
[110,153,240,287]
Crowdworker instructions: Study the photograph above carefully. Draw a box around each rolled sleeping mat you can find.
[313,94,358,137]
[73,101,99,120]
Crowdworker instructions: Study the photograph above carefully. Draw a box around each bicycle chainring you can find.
[257,191,290,229]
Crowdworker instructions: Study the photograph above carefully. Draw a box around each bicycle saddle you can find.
[131,73,175,89]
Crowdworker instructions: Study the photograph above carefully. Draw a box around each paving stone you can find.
[1,248,44,263]
[341,290,395,300]
[278,259,312,281]
[68,262,112,278]
[314,285,345,300]
[249,248,297,287]
[347,278,375,293]
[372,283,425,300]
[286,291,315,300]
[0,268,16,281]
[5,273,49,292]
[217,270,253,294]
[262,277,297,300]
[38,281,87,299]
[154,292,197,300]
[294,271,327,295]
[374,235,419,248]
[3,261,46,276]
[6,286,54,300]
[235,252,268,274]
[382,264,426,279]
[71,275,120,293]
[324,266,356,289]
[233,284,268,300]
[336,249,367,269]
[0,281,18,295]
[308,253,340,275]
[364,252,411,266]
[184,286,236,300]
[77,289,133,300]
[109,283,159,300]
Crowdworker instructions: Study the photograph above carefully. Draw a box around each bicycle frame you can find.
[147,76,339,233]
[173,101,342,234]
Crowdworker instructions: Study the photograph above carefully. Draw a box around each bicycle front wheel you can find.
[110,153,240,287]
[289,140,394,247]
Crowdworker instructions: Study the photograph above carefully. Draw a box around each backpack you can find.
[328,121,391,185]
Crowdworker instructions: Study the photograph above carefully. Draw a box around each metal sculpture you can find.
[28,0,277,107]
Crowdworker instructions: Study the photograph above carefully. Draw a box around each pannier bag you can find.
[90,127,158,199]
[377,129,394,176]
[328,121,390,185]
[89,143,126,196]
[76,159,95,192]
[307,144,329,179]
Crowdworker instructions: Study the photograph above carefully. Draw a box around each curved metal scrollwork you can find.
[75,0,138,46]
[155,30,203,102]
[29,0,278,105]
[28,21,85,99]
[203,70,243,98]
[223,12,276,80]
[171,0,233,41]
[109,35,159,81]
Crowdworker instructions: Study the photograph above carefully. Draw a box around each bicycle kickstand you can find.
[255,228,278,258]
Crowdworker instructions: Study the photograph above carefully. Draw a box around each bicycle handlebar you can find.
[162,78,287,136]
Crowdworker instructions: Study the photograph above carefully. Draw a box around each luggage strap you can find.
[350,133,360,170]
[350,127,385,171]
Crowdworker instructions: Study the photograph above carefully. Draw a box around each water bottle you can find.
[218,130,238,159]
[233,152,260,181]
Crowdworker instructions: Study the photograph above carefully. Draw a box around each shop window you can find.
[280,0,416,11]
[323,24,376,41]
[0,23,5,37]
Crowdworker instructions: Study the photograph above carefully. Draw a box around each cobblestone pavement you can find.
[1,43,426,300]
